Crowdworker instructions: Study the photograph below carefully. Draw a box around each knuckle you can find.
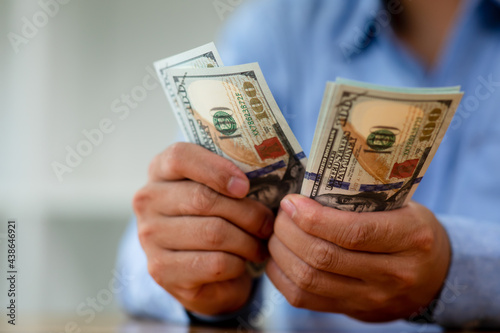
[214,172,229,193]
[215,160,238,188]
[295,208,320,233]
[292,263,316,292]
[137,223,154,248]
[308,240,338,271]
[147,154,160,177]
[147,258,165,286]
[201,218,227,249]
[342,223,371,249]
[365,291,390,311]
[206,252,228,279]
[413,228,435,253]
[132,186,152,217]
[392,266,418,289]
[191,183,219,215]
[243,199,271,234]
[286,287,307,309]
[223,159,243,179]
[162,142,186,175]
[176,287,200,303]
[177,280,198,291]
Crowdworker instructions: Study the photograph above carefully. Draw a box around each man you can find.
[118,0,500,328]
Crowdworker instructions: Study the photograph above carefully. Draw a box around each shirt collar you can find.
[337,0,385,61]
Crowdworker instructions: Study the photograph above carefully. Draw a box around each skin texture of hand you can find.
[133,142,274,316]
[266,194,451,322]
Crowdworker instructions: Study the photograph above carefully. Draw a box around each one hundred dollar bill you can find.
[164,63,307,211]
[301,78,463,212]
[154,42,224,143]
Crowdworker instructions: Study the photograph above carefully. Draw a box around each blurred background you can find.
[0,0,242,323]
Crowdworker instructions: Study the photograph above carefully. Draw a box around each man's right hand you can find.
[133,142,274,316]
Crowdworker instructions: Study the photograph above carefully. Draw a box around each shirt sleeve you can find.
[429,215,500,328]
[116,218,190,323]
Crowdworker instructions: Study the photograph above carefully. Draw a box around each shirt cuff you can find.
[116,219,190,324]
[424,215,500,328]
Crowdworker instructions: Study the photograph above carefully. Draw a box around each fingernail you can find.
[260,214,274,238]
[227,176,248,197]
[281,198,296,218]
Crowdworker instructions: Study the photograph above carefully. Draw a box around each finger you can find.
[266,259,411,323]
[268,234,364,298]
[274,208,400,279]
[145,181,275,238]
[177,274,253,316]
[147,216,269,263]
[265,259,352,313]
[280,194,425,252]
[149,142,250,198]
[148,249,247,291]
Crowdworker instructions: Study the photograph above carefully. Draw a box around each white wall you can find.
[0,0,243,319]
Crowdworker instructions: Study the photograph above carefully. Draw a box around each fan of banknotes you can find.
[154,43,463,213]
[154,43,307,213]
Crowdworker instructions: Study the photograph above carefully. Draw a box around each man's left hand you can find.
[266,194,451,322]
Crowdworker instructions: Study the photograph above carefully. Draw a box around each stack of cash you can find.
[301,79,463,212]
[155,43,463,213]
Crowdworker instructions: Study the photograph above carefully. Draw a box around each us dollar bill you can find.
[164,63,307,211]
[154,42,224,143]
[301,79,463,212]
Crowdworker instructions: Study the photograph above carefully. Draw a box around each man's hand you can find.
[267,194,451,322]
[133,142,274,316]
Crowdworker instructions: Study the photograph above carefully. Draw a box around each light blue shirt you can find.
[117,0,500,329]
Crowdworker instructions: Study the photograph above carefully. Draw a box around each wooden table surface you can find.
[3,314,498,333]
